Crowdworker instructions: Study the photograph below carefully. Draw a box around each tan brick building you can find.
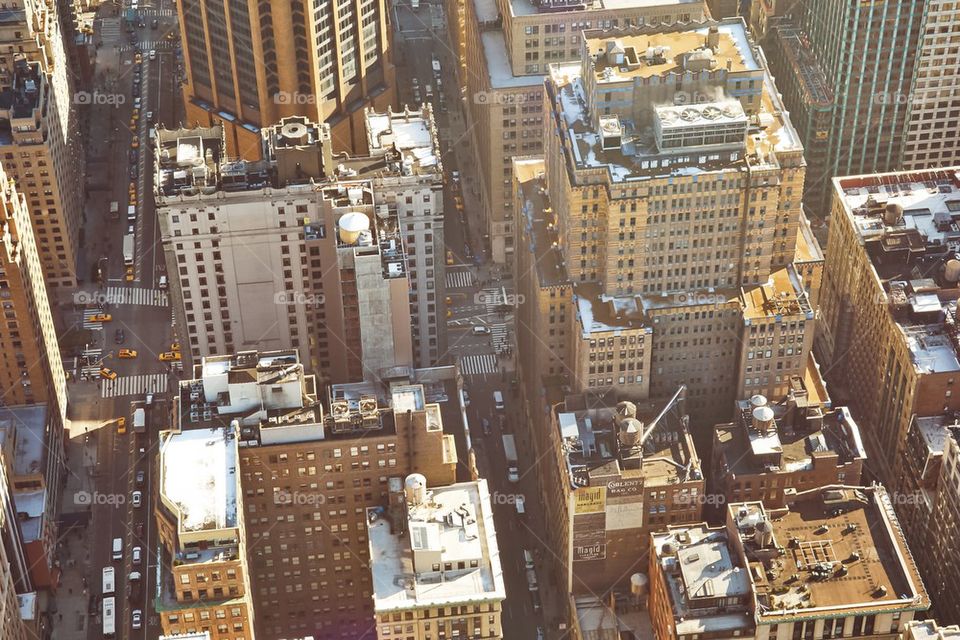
[457,0,707,263]
[817,167,960,485]
[176,0,396,157]
[0,159,66,412]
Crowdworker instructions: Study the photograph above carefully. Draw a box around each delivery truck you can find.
[109,201,119,219]
[132,406,146,434]
[502,434,519,482]
[123,234,134,266]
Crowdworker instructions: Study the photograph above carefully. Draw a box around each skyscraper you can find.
[177,0,396,159]
[761,0,927,214]
[0,160,66,413]
[530,19,819,416]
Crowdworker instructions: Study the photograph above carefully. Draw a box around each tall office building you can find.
[177,0,396,158]
[0,159,66,412]
[457,0,707,263]
[530,19,821,417]
[168,350,461,638]
[649,486,929,640]
[0,0,84,289]
[760,0,927,215]
[0,59,82,289]
[157,108,445,380]
[540,390,704,595]
[901,0,960,170]
[817,167,960,485]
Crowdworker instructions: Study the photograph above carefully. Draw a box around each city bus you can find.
[102,566,115,595]
[102,596,116,637]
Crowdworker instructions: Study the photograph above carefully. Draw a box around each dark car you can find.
[151,18,158,28]
[114,328,125,344]
[136,470,145,486]
[135,522,144,537]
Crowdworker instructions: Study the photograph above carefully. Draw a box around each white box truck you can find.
[102,566,115,595]
[123,234,134,266]
[132,407,146,434]
[502,434,519,482]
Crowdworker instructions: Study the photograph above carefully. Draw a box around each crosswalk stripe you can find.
[101,373,169,398]
[458,353,498,376]
[104,286,169,307]
[445,271,475,289]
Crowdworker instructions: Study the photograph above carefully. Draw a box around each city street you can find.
[52,0,181,637]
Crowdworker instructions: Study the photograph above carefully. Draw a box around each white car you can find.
[132,609,142,629]
[132,546,142,565]
[149,49,157,60]
[131,490,142,508]
[471,325,491,335]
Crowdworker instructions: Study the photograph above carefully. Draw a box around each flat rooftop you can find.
[733,487,929,618]
[574,282,652,335]
[159,427,238,533]
[365,107,441,175]
[368,479,505,611]
[556,393,702,489]
[515,158,569,288]
[904,620,960,640]
[741,267,813,321]
[549,19,802,184]
[834,169,960,376]
[507,0,700,17]
[0,403,47,477]
[651,524,754,635]
[482,30,546,88]
[714,395,865,477]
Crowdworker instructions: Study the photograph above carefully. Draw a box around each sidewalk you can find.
[49,417,100,640]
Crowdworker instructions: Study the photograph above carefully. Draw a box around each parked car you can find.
[131,491,142,508]
[136,470,145,486]
[481,418,491,436]
[132,609,142,629]
[132,546,142,565]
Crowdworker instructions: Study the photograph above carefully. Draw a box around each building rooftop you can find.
[0,403,47,478]
[177,350,326,443]
[159,426,238,535]
[741,267,813,321]
[903,620,960,640]
[573,595,653,638]
[833,168,960,376]
[481,30,547,88]
[651,524,755,636]
[365,107,441,175]
[714,391,865,478]
[0,59,45,144]
[732,486,929,619]
[555,391,702,490]
[548,19,802,184]
[506,0,700,17]
[573,283,654,335]
[368,478,505,612]
[515,157,569,289]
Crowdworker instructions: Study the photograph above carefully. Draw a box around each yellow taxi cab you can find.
[119,349,137,359]
[116,417,127,434]
[131,138,139,149]
[159,351,181,362]
[134,52,142,63]
[89,313,112,322]
[128,181,137,194]
[171,341,181,351]
[446,250,454,265]
[100,367,118,380]
[125,266,135,282]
